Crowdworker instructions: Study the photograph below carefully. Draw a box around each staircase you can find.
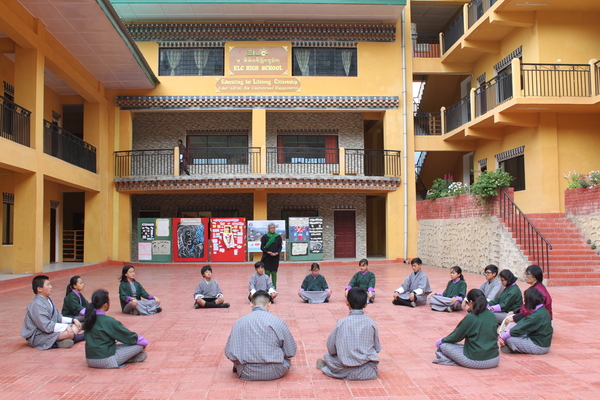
[507,213,600,286]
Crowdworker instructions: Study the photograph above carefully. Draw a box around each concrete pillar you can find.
[253,190,268,261]
[13,172,44,273]
[252,108,267,174]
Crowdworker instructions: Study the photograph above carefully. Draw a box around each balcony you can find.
[444,95,471,132]
[475,72,512,117]
[43,120,96,173]
[467,0,498,28]
[0,96,31,147]
[413,34,441,58]
[414,110,442,136]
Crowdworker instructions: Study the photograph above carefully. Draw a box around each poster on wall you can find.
[172,218,209,262]
[210,218,247,262]
[137,218,172,262]
[288,216,324,261]
[247,220,287,253]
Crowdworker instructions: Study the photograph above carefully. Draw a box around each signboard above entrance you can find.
[229,46,288,75]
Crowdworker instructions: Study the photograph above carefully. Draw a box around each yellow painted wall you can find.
[537,11,600,62]
[0,170,14,271]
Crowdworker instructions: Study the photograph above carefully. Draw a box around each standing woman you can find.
[433,289,499,368]
[62,275,89,321]
[119,265,162,315]
[429,266,467,312]
[84,289,148,368]
[260,223,283,289]
[487,269,522,324]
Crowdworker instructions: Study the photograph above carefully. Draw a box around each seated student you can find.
[316,287,381,380]
[298,263,331,303]
[429,266,467,312]
[487,269,522,324]
[462,265,503,311]
[84,289,149,368]
[119,265,162,315]
[345,259,376,303]
[392,258,431,307]
[62,275,89,321]
[499,287,553,355]
[433,289,499,369]
[248,261,278,302]
[21,275,83,350]
[194,265,230,309]
[225,290,297,380]
[507,264,552,323]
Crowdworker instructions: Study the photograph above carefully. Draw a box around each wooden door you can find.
[334,210,356,258]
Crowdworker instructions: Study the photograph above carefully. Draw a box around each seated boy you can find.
[392,258,431,307]
[316,287,381,380]
[345,259,376,303]
[194,265,230,309]
[463,264,503,310]
[21,275,83,350]
[248,261,278,302]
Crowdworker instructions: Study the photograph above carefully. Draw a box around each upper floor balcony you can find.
[113,146,401,192]
[43,120,97,173]
[0,95,31,147]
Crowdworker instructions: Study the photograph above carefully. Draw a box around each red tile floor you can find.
[1,261,599,399]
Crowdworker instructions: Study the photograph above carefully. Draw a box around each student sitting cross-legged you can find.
[193,265,230,309]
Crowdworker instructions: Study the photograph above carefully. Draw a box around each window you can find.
[277,135,339,164]
[500,155,525,191]
[2,193,14,245]
[187,134,248,165]
[159,47,224,76]
[292,48,357,77]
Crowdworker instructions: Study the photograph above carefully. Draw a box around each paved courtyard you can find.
[1,261,599,399]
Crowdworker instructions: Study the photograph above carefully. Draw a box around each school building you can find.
[1,0,599,276]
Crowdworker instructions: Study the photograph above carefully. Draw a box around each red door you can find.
[334,210,356,258]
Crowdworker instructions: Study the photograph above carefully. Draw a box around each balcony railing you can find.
[345,149,401,177]
[468,0,497,28]
[266,147,339,175]
[413,34,441,58]
[444,95,471,132]
[114,149,174,177]
[414,110,442,135]
[475,72,513,117]
[43,120,96,173]
[442,13,464,53]
[1,95,31,147]
[188,147,260,175]
[522,63,591,97]
[595,60,600,95]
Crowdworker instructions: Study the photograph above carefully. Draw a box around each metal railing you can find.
[442,12,464,53]
[114,149,174,177]
[475,72,513,117]
[345,149,401,177]
[444,95,471,132]
[595,60,600,95]
[0,95,31,147]
[522,63,591,97]
[414,110,442,135]
[43,120,96,173]
[413,34,441,58]
[266,147,340,175]
[499,188,552,277]
[468,0,497,27]
[187,147,260,175]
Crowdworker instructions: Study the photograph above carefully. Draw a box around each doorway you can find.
[334,210,356,258]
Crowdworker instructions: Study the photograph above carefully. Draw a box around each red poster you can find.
[210,218,247,262]
[172,218,209,262]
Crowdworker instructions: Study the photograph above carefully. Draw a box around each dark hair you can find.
[201,265,212,276]
[83,289,110,331]
[251,290,271,306]
[120,265,134,283]
[484,264,498,275]
[32,275,50,295]
[525,264,543,284]
[499,269,517,286]
[66,275,81,296]
[347,287,368,309]
[524,287,545,310]
[450,266,465,281]
[411,258,422,265]
[310,263,320,271]
[466,289,487,315]
[359,258,369,266]
[254,261,265,269]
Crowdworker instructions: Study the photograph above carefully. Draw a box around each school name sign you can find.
[216,77,301,92]
[229,46,288,75]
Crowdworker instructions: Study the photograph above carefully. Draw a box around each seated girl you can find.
[487,269,522,324]
[499,287,553,354]
[508,264,553,323]
[433,289,499,369]
[62,275,89,321]
[298,263,332,304]
[83,289,149,368]
[118,265,162,315]
[429,266,466,312]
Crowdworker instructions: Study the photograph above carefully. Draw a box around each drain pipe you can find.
[401,9,409,263]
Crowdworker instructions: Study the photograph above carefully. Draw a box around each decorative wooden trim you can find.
[291,41,357,47]
[2,193,14,204]
[187,129,249,136]
[277,129,338,135]
[494,46,523,72]
[495,146,524,162]
[159,41,225,48]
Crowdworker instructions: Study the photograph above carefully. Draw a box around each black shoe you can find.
[232,366,237,373]
[501,346,514,354]
[156,307,162,313]
[194,302,201,309]
[73,334,85,343]
[220,303,230,308]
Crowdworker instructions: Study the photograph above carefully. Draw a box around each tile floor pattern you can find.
[1,262,599,399]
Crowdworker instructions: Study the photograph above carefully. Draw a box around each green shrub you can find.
[470,169,513,200]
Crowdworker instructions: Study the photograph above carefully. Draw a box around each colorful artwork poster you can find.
[247,220,287,253]
[289,217,323,254]
[172,218,209,262]
[210,218,247,262]
[288,217,310,242]
[140,222,154,241]
[309,217,324,254]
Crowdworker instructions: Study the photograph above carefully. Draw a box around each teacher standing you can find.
[260,223,283,289]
